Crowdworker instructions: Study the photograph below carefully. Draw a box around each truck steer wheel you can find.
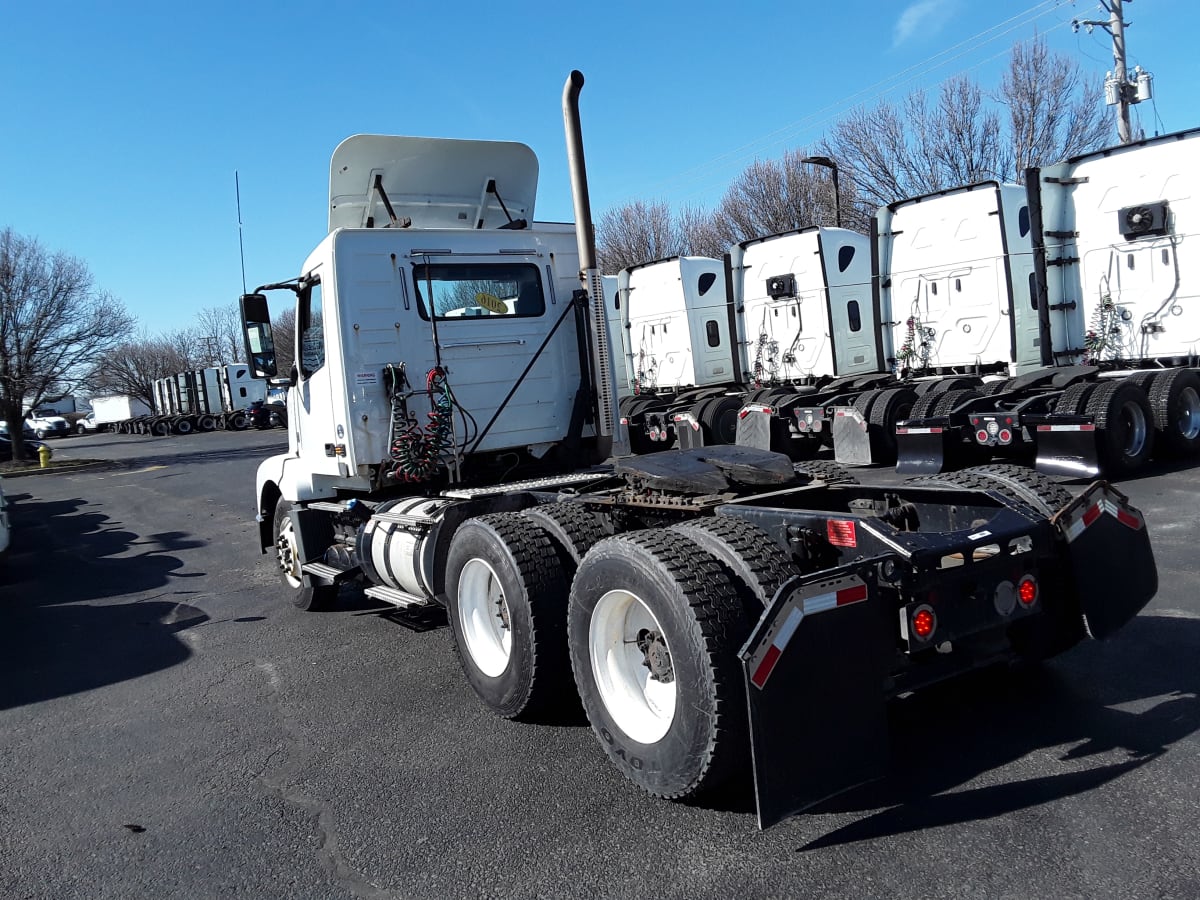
[568,530,751,800]
[272,499,337,611]
[445,513,571,720]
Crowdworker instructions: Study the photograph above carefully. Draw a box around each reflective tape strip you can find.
[750,607,802,688]
[749,584,868,688]
[1063,497,1145,542]
[1037,424,1096,432]
[897,426,943,434]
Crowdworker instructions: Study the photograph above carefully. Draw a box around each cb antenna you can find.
[235,171,248,294]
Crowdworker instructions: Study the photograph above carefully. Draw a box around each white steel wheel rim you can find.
[458,558,512,678]
[1176,386,1200,440]
[1119,400,1148,456]
[276,517,303,589]
[589,589,676,745]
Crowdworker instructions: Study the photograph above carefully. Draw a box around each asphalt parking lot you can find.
[1,428,1197,899]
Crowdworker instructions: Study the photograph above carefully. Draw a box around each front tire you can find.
[273,499,337,611]
[445,513,571,720]
[568,530,751,800]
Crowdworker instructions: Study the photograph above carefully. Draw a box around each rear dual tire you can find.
[568,530,753,800]
[445,513,573,720]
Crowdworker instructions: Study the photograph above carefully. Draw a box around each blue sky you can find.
[2,0,1197,337]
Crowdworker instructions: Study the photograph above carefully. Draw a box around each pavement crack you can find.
[253,657,394,899]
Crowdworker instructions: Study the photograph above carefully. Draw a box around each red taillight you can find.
[912,607,936,640]
[796,419,808,431]
[1005,416,1014,425]
[998,428,1012,444]
[1018,576,1038,606]
[976,429,989,443]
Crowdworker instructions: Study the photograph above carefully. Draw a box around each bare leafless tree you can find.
[821,37,1112,209]
[0,227,135,461]
[708,148,870,246]
[272,306,296,376]
[1000,36,1113,179]
[88,331,194,411]
[596,200,685,274]
[819,76,1005,210]
[677,204,728,260]
[195,303,244,365]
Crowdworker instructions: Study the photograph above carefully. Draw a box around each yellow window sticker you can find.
[475,292,508,314]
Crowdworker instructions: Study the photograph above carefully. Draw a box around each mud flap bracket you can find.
[1054,481,1156,639]
[740,560,892,828]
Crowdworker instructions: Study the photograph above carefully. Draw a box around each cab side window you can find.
[299,276,325,376]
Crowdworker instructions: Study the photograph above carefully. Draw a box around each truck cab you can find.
[244,135,596,505]
[875,182,1038,377]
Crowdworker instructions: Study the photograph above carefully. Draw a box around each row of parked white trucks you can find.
[613,130,1200,480]
[94,365,267,434]
[237,72,1161,828]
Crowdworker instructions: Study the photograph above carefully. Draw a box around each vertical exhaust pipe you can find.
[563,70,628,459]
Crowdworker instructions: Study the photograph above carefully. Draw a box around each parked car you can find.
[0,435,51,463]
[0,420,35,438]
[246,400,287,429]
[26,408,70,439]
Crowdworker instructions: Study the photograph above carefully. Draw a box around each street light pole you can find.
[801,156,841,228]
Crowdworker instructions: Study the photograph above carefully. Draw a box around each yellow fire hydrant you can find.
[37,444,52,469]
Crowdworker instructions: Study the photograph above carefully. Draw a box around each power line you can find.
[627,0,1073,204]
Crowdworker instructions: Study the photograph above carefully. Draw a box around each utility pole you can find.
[1074,0,1153,144]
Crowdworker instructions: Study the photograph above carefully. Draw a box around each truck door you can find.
[293,270,343,476]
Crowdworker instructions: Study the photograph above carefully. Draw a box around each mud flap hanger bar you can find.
[1054,480,1155,638]
[740,559,892,829]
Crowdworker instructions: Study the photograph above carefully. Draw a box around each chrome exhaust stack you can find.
[563,70,627,459]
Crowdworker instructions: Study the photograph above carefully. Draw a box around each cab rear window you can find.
[413,263,545,320]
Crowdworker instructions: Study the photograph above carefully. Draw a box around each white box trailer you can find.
[92,394,152,425]
[895,128,1200,478]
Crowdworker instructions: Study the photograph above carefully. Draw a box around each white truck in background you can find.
[894,128,1200,478]
[616,256,745,451]
[150,364,266,434]
[87,365,267,435]
[234,70,1158,828]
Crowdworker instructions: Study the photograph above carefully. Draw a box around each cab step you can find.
[364,585,431,608]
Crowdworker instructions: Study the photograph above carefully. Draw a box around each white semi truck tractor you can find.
[240,71,1159,827]
[894,129,1200,478]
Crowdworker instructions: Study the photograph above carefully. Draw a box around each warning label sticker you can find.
[355,371,379,386]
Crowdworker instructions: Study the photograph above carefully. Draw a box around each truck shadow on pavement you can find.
[799,613,1198,849]
[0,493,208,711]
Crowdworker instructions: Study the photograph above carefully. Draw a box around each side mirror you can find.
[240,293,278,379]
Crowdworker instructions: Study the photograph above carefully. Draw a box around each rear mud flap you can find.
[1034,423,1100,479]
[674,413,705,451]
[1054,482,1156,639]
[893,424,949,475]
[831,407,874,467]
[740,563,891,829]
[734,405,772,451]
